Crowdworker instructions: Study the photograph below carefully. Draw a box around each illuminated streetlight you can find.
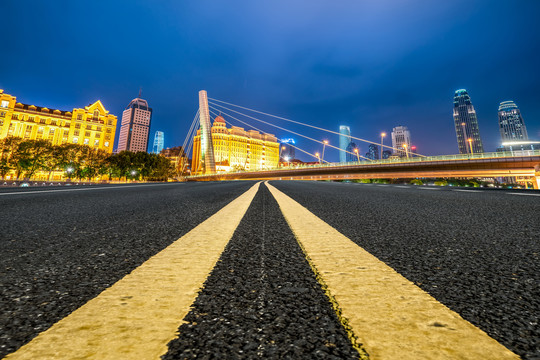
[467,138,473,155]
[403,143,409,159]
[315,152,320,164]
[284,156,290,167]
[380,132,386,160]
[322,140,328,164]
[354,148,360,162]
[461,122,469,153]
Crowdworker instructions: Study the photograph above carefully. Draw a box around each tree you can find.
[0,137,22,179]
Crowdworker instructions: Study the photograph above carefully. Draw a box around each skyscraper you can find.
[391,125,411,157]
[365,144,379,160]
[453,89,483,154]
[118,93,152,152]
[498,101,528,141]
[346,142,358,161]
[152,131,164,154]
[280,138,296,161]
[339,126,351,163]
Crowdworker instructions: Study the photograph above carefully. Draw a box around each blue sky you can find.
[1,0,539,160]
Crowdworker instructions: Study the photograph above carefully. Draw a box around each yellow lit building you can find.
[0,89,117,153]
[192,115,279,174]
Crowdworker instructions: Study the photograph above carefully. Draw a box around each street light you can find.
[467,138,473,155]
[315,152,320,164]
[403,143,409,159]
[284,156,290,167]
[353,148,361,162]
[66,166,74,181]
[322,140,328,164]
[380,132,386,160]
[461,122,469,153]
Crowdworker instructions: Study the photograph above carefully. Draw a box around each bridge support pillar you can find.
[198,90,216,174]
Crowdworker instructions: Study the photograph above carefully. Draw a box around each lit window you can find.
[104,141,109,147]
[1,100,9,108]
[84,138,89,145]
[73,137,79,143]
[94,139,99,146]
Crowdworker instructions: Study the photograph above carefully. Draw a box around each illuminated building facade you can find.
[453,89,484,154]
[280,138,296,161]
[118,95,152,152]
[498,101,528,141]
[391,125,411,157]
[0,89,117,152]
[161,146,189,175]
[152,131,164,154]
[339,126,351,163]
[192,115,279,174]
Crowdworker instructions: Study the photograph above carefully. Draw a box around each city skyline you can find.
[1,1,539,161]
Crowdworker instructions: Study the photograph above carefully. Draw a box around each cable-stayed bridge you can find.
[182,91,540,188]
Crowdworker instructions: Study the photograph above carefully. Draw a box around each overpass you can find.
[186,150,540,189]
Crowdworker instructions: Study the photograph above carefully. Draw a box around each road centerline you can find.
[266,182,518,360]
[4,182,261,360]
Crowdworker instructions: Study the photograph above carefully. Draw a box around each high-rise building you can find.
[280,138,296,161]
[152,131,164,154]
[0,89,117,152]
[382,150,392,159]
[118,94,152,152]
[346,142,359,161]
[453,89,484,154]
[365,144,379,160]
[192,115,279,174]
[339,126,351,163]
[498,101,528,141]
[391,125,411,157]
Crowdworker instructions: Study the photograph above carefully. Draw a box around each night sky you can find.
[1,0,539,161]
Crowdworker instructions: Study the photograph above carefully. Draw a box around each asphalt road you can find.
[1,181,538,359]
[0,181,255,358]
[271,181,540,360]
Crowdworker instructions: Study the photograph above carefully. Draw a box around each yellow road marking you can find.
[266,182,519,360]
[6,182,261,360]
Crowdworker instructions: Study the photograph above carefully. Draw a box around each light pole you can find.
[354,148,360,162]
[461,122,469,153]
[380,132,386,160]
[322,140,328,164]
[66,166,74,181]
[284,156,290,167]
[467,138,473,155]
[403,143,409,159]
[315,152,320,165]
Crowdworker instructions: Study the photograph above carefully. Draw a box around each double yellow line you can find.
[6,182,518,359]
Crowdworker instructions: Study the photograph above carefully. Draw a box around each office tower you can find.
[192,115,279,174]
[280,138,296,161]
[382,150,392,159]
[339,125,351,163]
[118,93,152,152]
[152,131,164,154]
[365,144,379,160]
[391,125,411,157]
[498,101,528,141]
[453,89,484,154]
[0,89,117,153]
[346,142,358,161]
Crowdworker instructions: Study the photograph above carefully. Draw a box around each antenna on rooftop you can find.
[138,87,142,98]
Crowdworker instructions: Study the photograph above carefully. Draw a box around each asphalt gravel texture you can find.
[0,181,255,358]
[162,184,360,360]
[271,181,540,360]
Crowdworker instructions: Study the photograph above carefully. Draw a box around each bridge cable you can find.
[208,105,371,162]
[209,98,425,157]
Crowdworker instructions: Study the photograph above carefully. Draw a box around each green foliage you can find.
[410,179,423,185]
[434,180,448,186]
[0,138,174,182]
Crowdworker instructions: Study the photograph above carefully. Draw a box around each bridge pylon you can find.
[198,90,216,174]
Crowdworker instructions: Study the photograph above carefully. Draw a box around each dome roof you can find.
[214,115,226,123]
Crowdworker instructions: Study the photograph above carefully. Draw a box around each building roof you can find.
[214,115,226,123]
[15,102,72,116]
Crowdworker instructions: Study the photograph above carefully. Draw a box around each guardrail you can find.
[186,150,540,179]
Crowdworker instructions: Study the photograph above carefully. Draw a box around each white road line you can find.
[395,185,409,188]
[507,192,540,197]
[452,189,482,193]
[418,187,440,190]
[0,183,182,196]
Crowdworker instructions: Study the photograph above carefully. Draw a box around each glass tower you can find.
[339,126,351,163]
[280,138,296,161]
[453,89,484,154]
[346,142,358,161]
[498,101,528,141]
[152,131,164,154]
[365,144,379,160]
